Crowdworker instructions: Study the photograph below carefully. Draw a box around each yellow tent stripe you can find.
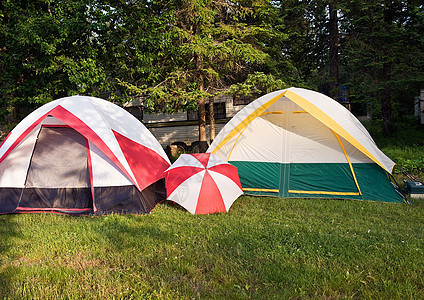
[331,130,362,195]
[211,91,287,154]
[283,90,388,172]
[259,111,284,116]
[244,187,360,196]
[244,188,279,193]
[288,190,360,196]
[226,126,248,161]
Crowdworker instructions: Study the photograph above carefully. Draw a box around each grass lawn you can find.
[1,121,423,299]
[1,195,424,299]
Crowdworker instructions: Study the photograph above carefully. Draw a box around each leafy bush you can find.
[362,118,424,176]
[383,146,424,174]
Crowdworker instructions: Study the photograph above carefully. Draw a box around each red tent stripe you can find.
[16,207,92,212]
[0,110,52,164]
[0,131,12,149]
[207,164,242,189]
[49,105,139,189]
[195,170,226,214]
[165,166,204,196]
[113,130,170,191]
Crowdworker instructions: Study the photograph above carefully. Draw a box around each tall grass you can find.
[1,196,424,299]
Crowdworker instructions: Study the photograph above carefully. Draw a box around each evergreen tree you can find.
[341,0,424,134]
[120,0,279,151]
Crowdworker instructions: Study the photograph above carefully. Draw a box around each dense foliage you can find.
[1,1,423,135]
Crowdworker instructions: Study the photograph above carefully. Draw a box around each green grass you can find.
[1,196,424,299]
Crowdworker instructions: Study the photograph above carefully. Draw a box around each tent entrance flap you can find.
[18,127,93,211]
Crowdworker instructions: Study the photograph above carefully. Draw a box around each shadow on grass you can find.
[92,213,175,252]
[0,214,22,298]
[160,200,187,212]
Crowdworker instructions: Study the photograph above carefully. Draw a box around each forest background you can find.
[1,3,424,298]
[1,0,423,151]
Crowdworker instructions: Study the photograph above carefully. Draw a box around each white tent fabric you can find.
[209,87,395,173]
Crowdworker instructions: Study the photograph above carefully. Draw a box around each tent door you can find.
[17,127,93,213]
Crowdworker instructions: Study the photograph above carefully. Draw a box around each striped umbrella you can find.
[165,153,243,214]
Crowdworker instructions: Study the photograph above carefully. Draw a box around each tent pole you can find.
[331,130,362,196]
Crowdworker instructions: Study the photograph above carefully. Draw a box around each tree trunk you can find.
[198,98,208,152]
[209,97,215,143]
[196,54,208,152]
[381,62,395,135]
[328,3,339,99]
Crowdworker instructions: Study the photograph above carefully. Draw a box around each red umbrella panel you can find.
[165,153,243,214]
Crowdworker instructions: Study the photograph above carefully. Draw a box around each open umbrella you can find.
[165,153,243,214]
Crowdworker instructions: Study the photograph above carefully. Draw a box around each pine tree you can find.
[341,0,424,134]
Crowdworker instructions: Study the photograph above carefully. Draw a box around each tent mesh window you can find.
[18,127,93,211]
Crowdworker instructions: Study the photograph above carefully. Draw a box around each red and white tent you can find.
[165,153,243,214]
[0,95,170,215]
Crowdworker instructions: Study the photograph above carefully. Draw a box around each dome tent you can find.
[208,87,404,203]
[0,95,170,215]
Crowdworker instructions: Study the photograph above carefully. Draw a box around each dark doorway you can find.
[18,127,93,212]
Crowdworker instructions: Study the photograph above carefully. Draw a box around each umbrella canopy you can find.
[165,153,243,214]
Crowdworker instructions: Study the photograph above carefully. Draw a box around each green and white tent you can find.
[207,87,404,203]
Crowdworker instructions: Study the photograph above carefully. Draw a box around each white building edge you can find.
[124,94,253,149]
